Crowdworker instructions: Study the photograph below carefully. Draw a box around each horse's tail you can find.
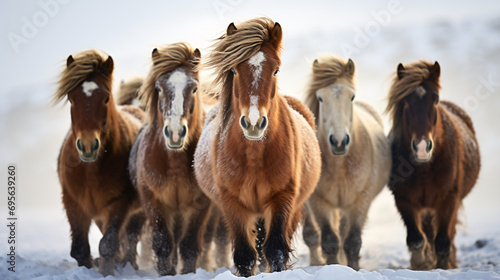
[283,95,315,129]
[116,77,144,107]
[440,100,476,135]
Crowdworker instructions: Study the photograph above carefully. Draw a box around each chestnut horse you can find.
[194,17,321,277]
[302,55,391,269]
[386,60,480,269]
[54,50,145,275]
[128,42,211,275]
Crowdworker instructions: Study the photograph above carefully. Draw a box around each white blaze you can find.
[82,81,98,97]
[247,51,266,126]
[416,86,426,98]
[167,70,187,131]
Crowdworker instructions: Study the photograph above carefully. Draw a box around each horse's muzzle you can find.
[240,115,268,140]
[76,138,100,162]
[411,138,433,162]
[329,133,350,156]
[164,124,187,150]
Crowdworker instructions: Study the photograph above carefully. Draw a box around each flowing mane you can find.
[53,50,111,103]
[204,17,282,126]
[116,76,143,106]
[304,55,356,125]
[385,60,441,137]
[139,42,200,123]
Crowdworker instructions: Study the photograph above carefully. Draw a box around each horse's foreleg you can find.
[435,193,459,269]
[99,200,130,276]
[63,189,92,268]
[302,202,324,266]
[343,212,362,270]
[263,192,295,273]
[141,187,176,275]
[222,196,257,277]
[179,201,211,274]
[395,196,423,250]
[121,211,146,269]
[215,212,231,268]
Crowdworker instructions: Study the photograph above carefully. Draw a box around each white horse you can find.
[302,55,391,270]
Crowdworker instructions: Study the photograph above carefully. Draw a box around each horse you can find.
[386,60,481,269]
[301,55,391,270]
[116,76,144,109]
[54,50,145,275]
[128,42,212,275]
[194,17,322,277]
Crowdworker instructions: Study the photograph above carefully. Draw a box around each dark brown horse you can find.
[386,60,481,269]
[54,50,145,275]
[194,17,322,277]
[128,42,211,275]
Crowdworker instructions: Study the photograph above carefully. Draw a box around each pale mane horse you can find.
[302,55,391,269]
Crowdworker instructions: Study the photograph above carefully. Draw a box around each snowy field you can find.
[1,1,500,279]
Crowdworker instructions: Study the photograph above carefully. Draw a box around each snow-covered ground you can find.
[1,1,500,279]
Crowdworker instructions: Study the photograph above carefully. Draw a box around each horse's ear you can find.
[192,48,201,65]
[312,59,320,72]
[152,48,160,65]
[397,63,405,79]
[345,58,355,76]
[227,22,237,35]
[66,55,74,67]
[430,61,440,80]
[270,22,283,50]
[101,56,114,77]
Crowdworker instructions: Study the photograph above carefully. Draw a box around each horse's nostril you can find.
[180,126,187,137]
[240,116,250,130]
[259,116,267,130]
[427,140,433,152]
[93,139,99,151]
[329,135,337,146]
[412,140,418,151]
[76,139,83,151]
[164,126,170,138]
[344,134,350,146]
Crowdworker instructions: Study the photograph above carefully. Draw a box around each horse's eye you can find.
[156,86,161,93]
[230,68,237,76]
[193,87,198,94]
[318,96,323,103]
[104,97,110,104]
[351,95,355,102]
[273,68,280,76]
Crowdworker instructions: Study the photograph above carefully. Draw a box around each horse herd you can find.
[53,17,481,277]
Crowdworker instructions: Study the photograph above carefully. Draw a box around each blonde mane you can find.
[116,76,143,106]
[139,42,200,123]
[304,55,356,125]
[204,17,281,126]
[53,50,111,104]
[386,60,441,137]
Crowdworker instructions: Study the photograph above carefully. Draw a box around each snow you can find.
[1,1,500,279]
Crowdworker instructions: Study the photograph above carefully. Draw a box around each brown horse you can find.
[116,76,144,109]
[54,50,145,275]
[194,17,322,277]
[302,55,391,269]
[386,60,481,269]
[128,42,211,275]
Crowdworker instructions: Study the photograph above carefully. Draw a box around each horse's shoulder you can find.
[282,95,315,129]
[354,101,383,127]
[439,100,475,135]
